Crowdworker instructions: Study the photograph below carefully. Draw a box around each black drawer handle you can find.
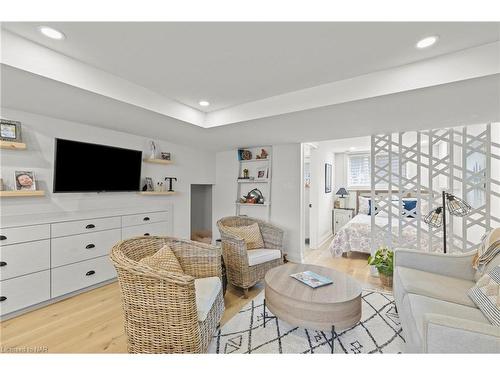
[0,261,7,267]
[0,235,6,241]
[85,270,95,276]
[85,244,95,249]
[85,224,95,229]
[144,233,150,236]
[0,296,6,302]
[143,217,150,221]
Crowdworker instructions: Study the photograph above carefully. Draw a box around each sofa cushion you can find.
[468,266,500,326]
[222,223,265,250]
[139,244,184,274]
[247,248,281,266]
[396,266,476,308]
[195,276,222,322]
[474,228,500,281]
[406,293,490,350]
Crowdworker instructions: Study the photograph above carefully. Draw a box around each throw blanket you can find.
[473,228,500,271]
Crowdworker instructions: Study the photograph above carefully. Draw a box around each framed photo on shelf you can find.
[256,167,268,180]
[1,119,22,142]
[144,177,154,191]
[15,170,36,191]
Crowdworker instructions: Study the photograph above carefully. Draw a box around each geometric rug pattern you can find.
[208,290,405,354]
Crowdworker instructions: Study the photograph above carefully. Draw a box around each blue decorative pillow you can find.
[403,199,418,218]
[368,199,377,216]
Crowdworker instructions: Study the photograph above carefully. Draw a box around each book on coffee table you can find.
[290,270,333,288]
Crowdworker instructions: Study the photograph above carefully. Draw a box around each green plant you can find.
[368,247,394,276]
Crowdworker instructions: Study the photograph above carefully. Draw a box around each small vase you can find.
[379,274,393,288]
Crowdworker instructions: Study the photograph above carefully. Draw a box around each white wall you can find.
[0,108,216,239]
[190,184,213,234]
[213,144,303,262]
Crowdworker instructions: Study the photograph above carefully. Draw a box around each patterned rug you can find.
[208,290,405,354]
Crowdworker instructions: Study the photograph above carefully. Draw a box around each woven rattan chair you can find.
[110,236,224,353]
[217,216,284,298]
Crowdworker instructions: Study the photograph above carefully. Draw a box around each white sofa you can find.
[394,248,500,353]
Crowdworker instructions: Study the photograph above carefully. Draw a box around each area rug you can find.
[208,290,405,354]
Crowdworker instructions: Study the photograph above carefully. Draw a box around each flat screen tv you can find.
[53,138,142,193]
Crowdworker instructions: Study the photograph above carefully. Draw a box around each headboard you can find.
[354,189,428,214]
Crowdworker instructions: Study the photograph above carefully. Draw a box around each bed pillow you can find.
[358,196,370,215]
[139,244,184,274]
[222,223,265,250]
[468,266,500,326]
[368,199,378,216]
[402,198,418,218]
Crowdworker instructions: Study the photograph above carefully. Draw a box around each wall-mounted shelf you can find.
[138,191,177,196]
[0,190,45,197]
[237,179,269,183]
[236,202,270,207]
[0,140,27,150]
[239,158,270,163]
[143,159,173,165]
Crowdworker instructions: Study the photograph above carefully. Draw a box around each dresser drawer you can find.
[51,216,121,238]
[122,211,169,227]
[0,240,50,281]
[51,256,116,298]
[0,224,50,246]
[0,270,51,316]
[121,221,170,239]
[51,229,121,267]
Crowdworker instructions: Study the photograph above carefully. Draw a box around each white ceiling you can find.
[2,22,499,112]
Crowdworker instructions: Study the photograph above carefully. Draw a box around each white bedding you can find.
[329,213,430,257]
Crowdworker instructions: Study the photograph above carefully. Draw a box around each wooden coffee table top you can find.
[265,263,361,305]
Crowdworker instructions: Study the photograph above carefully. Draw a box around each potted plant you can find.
[368,247,394,287]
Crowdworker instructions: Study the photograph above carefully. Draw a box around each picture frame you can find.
[145,177,154,191]
[256,167,268,180]
[15,170,36,191]
[160,152,171,160]
[325,163,332,193]
[1,119,22,142]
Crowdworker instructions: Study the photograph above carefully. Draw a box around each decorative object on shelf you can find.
[256,148,268,159]
[0,178,4,191]
[424,191,472,253]
[160,152,171,160]
[243,188,264,204]
[368,247,394,287]
[243,168,249,178]
[149,141,157,159]
[238,149,252,161]
[335,187,349,208]
[325,163,332,193]
[14,170,36,191]
[0,119,22,142]
[256,167,268,180]
[164,177,177,192]
[144,177,154,191]
[156,182,165,192]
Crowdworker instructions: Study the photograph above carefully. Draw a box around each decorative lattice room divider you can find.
[370,123,499,255]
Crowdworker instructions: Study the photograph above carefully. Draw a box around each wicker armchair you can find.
[217,216,284,298]
[110,236,224,353]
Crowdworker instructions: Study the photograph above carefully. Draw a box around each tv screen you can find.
[53,138,143,193]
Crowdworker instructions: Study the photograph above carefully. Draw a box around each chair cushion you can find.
[396,266,476,307]
[139,244,184,274]
[473,228,500,281]
[222,223,265,250]
[247,248,281,266]
[468,266,500,326]
[195,276,222,322]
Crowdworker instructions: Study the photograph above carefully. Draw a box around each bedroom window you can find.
[347,153,406,188]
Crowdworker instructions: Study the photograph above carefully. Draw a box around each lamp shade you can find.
[424,206,443,228]
[445,194,472,217]
[336,188,349,197]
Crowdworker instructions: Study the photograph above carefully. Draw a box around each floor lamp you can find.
[423,191,472,254]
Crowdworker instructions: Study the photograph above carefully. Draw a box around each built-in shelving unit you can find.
[138,191,176,196]
[0,140,27,150]
[143,158,173,165]
[237,179,269,184]
[0,190,45,197]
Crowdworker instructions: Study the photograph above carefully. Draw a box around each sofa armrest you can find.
[394,248,477,280]
[423,313,500,353]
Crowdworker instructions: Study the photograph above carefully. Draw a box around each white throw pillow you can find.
[358,196,370,215]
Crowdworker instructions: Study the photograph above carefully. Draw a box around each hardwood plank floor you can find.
[0,242,389,353]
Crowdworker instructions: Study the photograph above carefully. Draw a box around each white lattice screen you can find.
[370,123,500,255]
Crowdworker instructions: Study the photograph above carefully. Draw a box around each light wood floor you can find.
[0,242,389,353]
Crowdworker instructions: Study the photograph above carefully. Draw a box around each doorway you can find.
[190,184,213,244]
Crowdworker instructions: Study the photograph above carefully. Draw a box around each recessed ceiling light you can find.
[199,100,210,107]
[416,36,438,49]
[349,147,356,151]
[38,26,65,40]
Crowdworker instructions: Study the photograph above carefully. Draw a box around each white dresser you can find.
[333,208,355,234]
[0,207,173,319]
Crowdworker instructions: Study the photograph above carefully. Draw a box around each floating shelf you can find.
[143,158,173,165]
[138,191,177,196]
[0,140,27,150]
[236,202,270,206]
[237,179,269,183]
[239,158,270,163]
[0,190,45,197]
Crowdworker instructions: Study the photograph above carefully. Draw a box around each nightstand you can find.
[333,208,355,234]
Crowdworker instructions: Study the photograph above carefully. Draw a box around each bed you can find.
[329,190,431,257]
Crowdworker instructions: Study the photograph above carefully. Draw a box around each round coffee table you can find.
[264,263,362,352]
